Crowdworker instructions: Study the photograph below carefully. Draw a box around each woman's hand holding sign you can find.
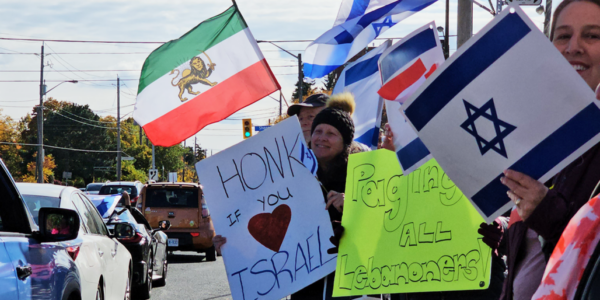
[501,169,549,221]
[325,190,345,212]
[213,235,227,255]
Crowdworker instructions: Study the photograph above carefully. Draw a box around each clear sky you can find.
[0,0,548,155]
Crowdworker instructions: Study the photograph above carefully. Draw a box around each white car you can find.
[18,183,133,300]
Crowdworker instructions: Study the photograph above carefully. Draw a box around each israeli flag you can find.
[299,140,319,176]
[333,41,391,149]
[385,99,432,173]
[303,0,437,79]
[403,6,600,222]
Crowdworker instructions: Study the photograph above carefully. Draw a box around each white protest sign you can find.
[195,116,336,300]
[402,5,600,222]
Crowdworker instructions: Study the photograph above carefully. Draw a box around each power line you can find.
[0,142,129,154]
[0,52,149,55]
[0,79,138,82]
[57,109,117,124]
[47,110,118,129]
[0,37,164,44]
[0,70,141,72]
[0,36,460,47]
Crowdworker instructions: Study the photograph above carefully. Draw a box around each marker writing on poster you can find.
[216,134,304,198]
[229,225,336,300]
[227,209,242,226]
[257,187,294,211]
[337,249,484,290]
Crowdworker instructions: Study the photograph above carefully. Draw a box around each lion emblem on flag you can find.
[170,52,217,102]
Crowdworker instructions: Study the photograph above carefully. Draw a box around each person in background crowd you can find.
[287,92,372,153]
[481,1,600,299]
[287,93,329,145]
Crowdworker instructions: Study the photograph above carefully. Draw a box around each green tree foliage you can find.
[291,63,316,102]
[0,110,25,176]
[323,72,339,91]
[41,100,114,183]
[5,98,206,185]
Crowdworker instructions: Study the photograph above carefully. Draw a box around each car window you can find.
[86,184,103,192]
[79,194,109,236]
[21,195,61,225]
[146,188,199,208]
[71,193,99,234]
[99,185,136,197]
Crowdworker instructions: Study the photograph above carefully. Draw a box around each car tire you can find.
[154,258,168,287]
[96,282,104,300]
[125,267,132,300]
[135,256,152,299]
[206,246,217,262]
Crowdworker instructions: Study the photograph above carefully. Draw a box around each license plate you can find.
[167,239,179,247]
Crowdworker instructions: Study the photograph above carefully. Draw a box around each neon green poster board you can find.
[333,150,491,296]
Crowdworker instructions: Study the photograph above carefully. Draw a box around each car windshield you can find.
[99,185,136,196]
[86,184,103,192]
[146,188,199,208]
[22,195,61,225]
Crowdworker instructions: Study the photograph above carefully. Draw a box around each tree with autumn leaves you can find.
[0,98,206,186]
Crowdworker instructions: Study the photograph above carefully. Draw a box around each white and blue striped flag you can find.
[403,5,600,222]
[303,0,437,79]
[333,41,391,149]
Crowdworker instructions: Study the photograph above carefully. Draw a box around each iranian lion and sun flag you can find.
[133,4,280,147]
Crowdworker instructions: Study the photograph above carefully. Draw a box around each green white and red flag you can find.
[134,5,280,146]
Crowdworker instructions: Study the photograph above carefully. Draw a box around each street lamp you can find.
[437,26,450,59]
[43,80,78,96]
[36,79,78,183]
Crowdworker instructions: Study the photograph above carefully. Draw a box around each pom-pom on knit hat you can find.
[310,92,356,146]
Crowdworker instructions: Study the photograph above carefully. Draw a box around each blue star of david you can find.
[372,16,396,36]
[460,98,516,158]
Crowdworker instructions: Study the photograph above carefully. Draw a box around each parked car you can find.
[95,195,170,299]
[0,160,83,300]
[85,182,104,195]
[99,181,144,205]
[17,182,134,300]
[139,182,217,261]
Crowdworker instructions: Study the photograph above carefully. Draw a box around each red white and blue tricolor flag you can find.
[377,22,445,103]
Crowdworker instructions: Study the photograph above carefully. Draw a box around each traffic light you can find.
[243,118,253,139]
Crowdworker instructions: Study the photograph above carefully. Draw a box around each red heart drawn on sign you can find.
[247,204,292,252]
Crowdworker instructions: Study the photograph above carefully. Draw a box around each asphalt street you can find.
[151,251,233,300]
[151,251,380,300]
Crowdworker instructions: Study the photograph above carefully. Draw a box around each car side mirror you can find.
[38,208,80,242]
[113,223,136,239]
[158,220,171,231]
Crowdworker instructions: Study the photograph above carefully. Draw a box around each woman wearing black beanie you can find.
[291,92,360,299]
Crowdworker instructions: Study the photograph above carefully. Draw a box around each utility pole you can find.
[445,0,450,59]
[279,91,283,117]
[117,76,122,181]
[152,144,156,170]
[457,0,473,48]
[298,53,303,102]
[543,0,552,37]
[37,44,45,183]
